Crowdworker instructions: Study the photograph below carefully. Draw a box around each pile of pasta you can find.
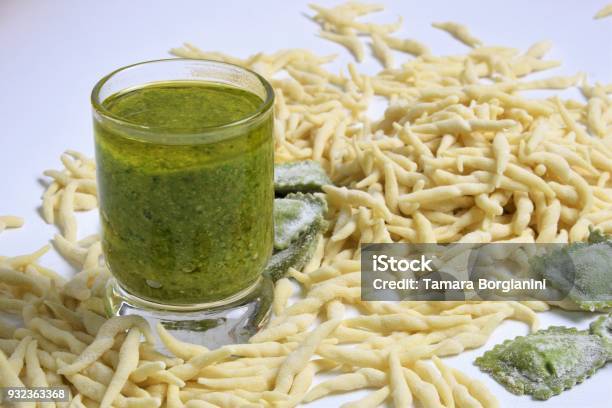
[1,2,611,407]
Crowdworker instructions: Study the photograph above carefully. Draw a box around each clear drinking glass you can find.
[91,59,274,346]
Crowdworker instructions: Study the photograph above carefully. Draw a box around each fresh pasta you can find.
[0,215,24,234]
[1,1,611,407]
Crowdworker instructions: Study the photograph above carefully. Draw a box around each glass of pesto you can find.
[92,59,274,346]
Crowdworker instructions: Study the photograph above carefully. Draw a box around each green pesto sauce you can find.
[94,81,274,304]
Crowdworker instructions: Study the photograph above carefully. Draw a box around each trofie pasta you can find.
[1,1,611,407]
[0,215,24,234]
[594,3,612,19]
[431,22,483,48]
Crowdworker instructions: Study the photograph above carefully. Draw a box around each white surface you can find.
[1,0,611,406]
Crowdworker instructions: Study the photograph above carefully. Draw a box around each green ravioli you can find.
[475,326,608,400]
[274,160,332,194]
[266,193,327,282]
[590,314,612,360]
[274,196,323,250]
[530,230,612,312]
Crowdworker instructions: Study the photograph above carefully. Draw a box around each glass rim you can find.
[91,58,275,140]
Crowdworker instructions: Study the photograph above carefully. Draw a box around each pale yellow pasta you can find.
[80,310,106,337]
[8,335,32,375]
[303,367,386,402]
[383,162,400,214]
[281,361,316,407]
[130,361,166,383]
[475,194,503,216]
[0,266,44,296]
[198,375,269,391]
[414,211,436,242]
[319,30,364,62]
[452,366,500,408]
[525,40,553,59]
[273,278,295,316]
[492,132,509,186]
[512,192,534,235]
[169,348,231,381]
[59,316,153,375]
[389,349,412,407]
[224,341,297,357]
[536,199,561,243]
[433,356,483,408]
[274,318,341,393]
[68,394,87,408]
[53,352,107,384]
[0,297,25,313]
[0,349,29,396]
[58,181,79,242]
[432,21,483,48]
[384,35,430,56]
[517,74,582,91]
[53,234,89,267]
[323,185,392,220]
[325,299,345,321]
[345,313,471,333]
[250,314,315,343]
[210,356,284,370]
[0,319,17,339]
[199,365,267,379]
[45,300,85,331]
[42,182,60,224]
[0,215,24,233]
[59,359,159,408]
[506,301,540,331]
[340,385,390,408]
[100,327,141,408]
[14,328,60,354]
[403,367,444,408]
[409,117,471,136]
[166,384,184,408]
[57,359,106,401]
[193,391,258,408]
[184,400,219,408]
[25,342,54,407]
[413,360,454,408]
[29,318,86,354]
[594,3,612,19]
[156,323,208,361]
[371,33,394,68]
[82,242,102,270]
[441,302,513,317]
[310,3,402,35]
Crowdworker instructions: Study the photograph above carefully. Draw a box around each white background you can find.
[1,1,611,406]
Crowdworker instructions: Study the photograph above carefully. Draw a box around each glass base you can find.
[105,276,273,349]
